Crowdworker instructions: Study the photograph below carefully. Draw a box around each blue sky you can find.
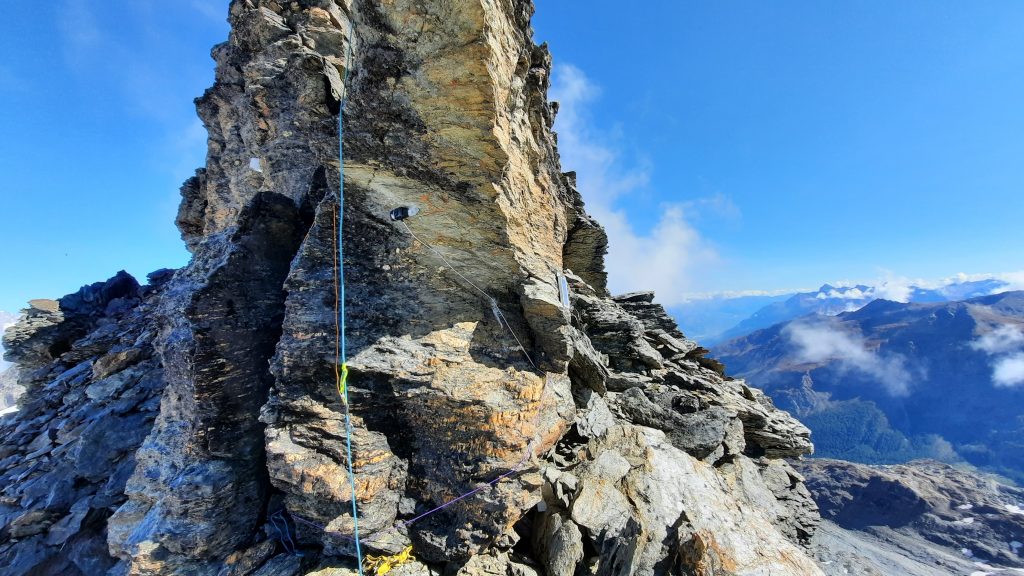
[1,1,1022,312]
[534,1,1024,303]
[0,1,226,313]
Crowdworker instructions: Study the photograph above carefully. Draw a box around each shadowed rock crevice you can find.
[191,192,306,461]
[106,192,308,574]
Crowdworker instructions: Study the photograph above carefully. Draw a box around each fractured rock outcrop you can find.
[0,272,167,575]
[108,193,308,574]
[800,459,1024,574]
[0,1,823,575]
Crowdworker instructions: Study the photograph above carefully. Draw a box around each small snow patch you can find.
[955,517,976,525]
[962,548,974,557]
[958,503,975,510]
[249,157,263,172]
[971,562,997,576]
[1006,504,1024,515]
[0,405,17,417]
[1011,540,1022,552]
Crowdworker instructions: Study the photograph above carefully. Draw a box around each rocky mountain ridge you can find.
[800,459,1024,575]
[715,291,1024,482]
[701,278,1013,346]
[669,294,792,345]
[1,1,823,575]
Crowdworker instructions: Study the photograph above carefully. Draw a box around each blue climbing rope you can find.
[327,15,545,572]
[336,17,364,575]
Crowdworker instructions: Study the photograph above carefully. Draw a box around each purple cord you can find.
[290,441,534,548]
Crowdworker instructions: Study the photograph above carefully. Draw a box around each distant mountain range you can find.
[676,276,1017,345]
[715,290,1024,482]
[669,293,792,343]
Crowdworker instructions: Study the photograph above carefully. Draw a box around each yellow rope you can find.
[338,362,349,404]
[364,545,415,575]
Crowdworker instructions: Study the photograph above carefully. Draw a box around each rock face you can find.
[0,1,823,575]
[0,272,167,575]
[799,458,1024,575]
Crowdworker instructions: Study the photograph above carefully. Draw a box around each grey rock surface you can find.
[0,272,166,575]
[799,458,1024,574]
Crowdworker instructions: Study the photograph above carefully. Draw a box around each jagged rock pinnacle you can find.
[0,2,822,575]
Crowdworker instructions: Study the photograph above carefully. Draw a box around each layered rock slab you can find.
[543,424,822,575]
[0,273,167,576]
[244,0,579,564]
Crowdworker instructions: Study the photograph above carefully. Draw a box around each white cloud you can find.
[822,270,1024,303]
[676,270,1024,313]
[551,64,720,306]
[816,273,918,303]
[784,318,914,396]
[846,271,916,303]
[873,276,915,303]
[816,286,870,301]
[970,324,1024,388]
[971,325,1024,355]
[910,270,1024,296]
[551,65,649,210]
[993,353,1024,388]
[545,86,1024,313]
[678,287,807,301]
[991,271,1024,294]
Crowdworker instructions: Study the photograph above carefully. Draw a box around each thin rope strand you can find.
[392,441,533,530]
[288,441,533,548]
[334,206,342,393]
[400,221,493,300]
[399,220,538,370]
[493,307,538,371]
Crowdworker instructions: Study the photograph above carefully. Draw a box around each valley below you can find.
[715,290,1024,484]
